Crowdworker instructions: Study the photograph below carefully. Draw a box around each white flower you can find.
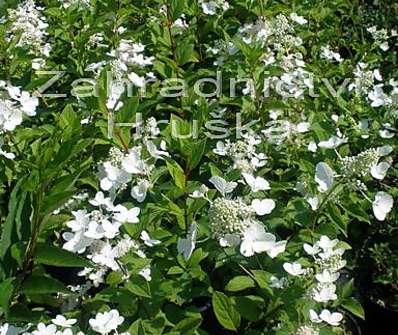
[113,205,140,224]
[240,222,277,257]
[290,13,307,25]
[57,329,74,335]
[368,85,391,107]
[377,145,393,156]
[303,243,321,256]
[177,224,197,261]
[32,58,45,70]
[128,72,145,88]
[32,323,57,335]
[319,309,343,326]
[89,192,114,210]
[372,191,393,221]
[103,220,121,239]
[370,161,390,180]
[379,129,395,139]
[315,269,340,283]
[270,276,287,289]
[320,45,343,63]
[242,173,270,192]
[309,309,322,323]
[140,230,161,247]
[312,284,337,302]
[318,236,338,250]
[131,180,150,203]
[0,324,20,335]
[213,141,227,155]
[266,240,287,258]
[201,1,218,15]
[51,315,77,328]
[190,185,209,199]
[121,148,145,174]
[89,310,124,334]
[306,196,319,211]
[146,140,169,158]
[18,92,38,116]
[139,266,152,281]
[100,162,131,191]
[283,262,305,276]
[315,162,334,193]
[63,231,93,254]
[296,122,311,133]
[91,243,119,270]
[0,138,15,160]
[251,199,275,216]
[219,234,241,247]
[84,222,106,240]
[318,136,347,149]
[209,176,237,195]
[380,41,389,51]
[308,141,317,153]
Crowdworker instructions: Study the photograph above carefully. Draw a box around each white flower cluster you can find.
[348,62,398,108]
[200,0,229,16]
[208,197,253,238]
[208,13,307,81]
[340,148,382,179]
[284,236,347,333]
[193,174,285,258]
[238,14,304,49]
[87,38,154,78]
[98,140,168,202]
[108,40,154,77]
[261,111,311,146]
[213,133,267,173]
[62,194,145,286]
[295,325,319,335]
[0,81,38,159]
[367,25,397,51]
[311,144,394,219]
[0,81,38,133]
[0,309,129,335]
[62,129,166,286]
[7,0,51,59]
[86,36,155,111]
[320,45,343,63]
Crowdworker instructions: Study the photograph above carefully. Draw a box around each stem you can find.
[166,5,178,64]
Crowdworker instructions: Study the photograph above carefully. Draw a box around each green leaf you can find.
[225,276,255,292]
[0,277,15,318]
[212,291,241,331]
[166,160,186,189]
[23,275,71,295]
[170,0,185,20]
[0,178,27,259]
[342,298,365,320]
[176,39,198,66]
[126,276,151,298]
[251,270,273,296]
[232,295,264,322]
[35,244,93,268]
[185,139,207,171]
[41,190,77,217]
[129,319,147,335]
[340,278,354,300]
[172,317,202,334]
